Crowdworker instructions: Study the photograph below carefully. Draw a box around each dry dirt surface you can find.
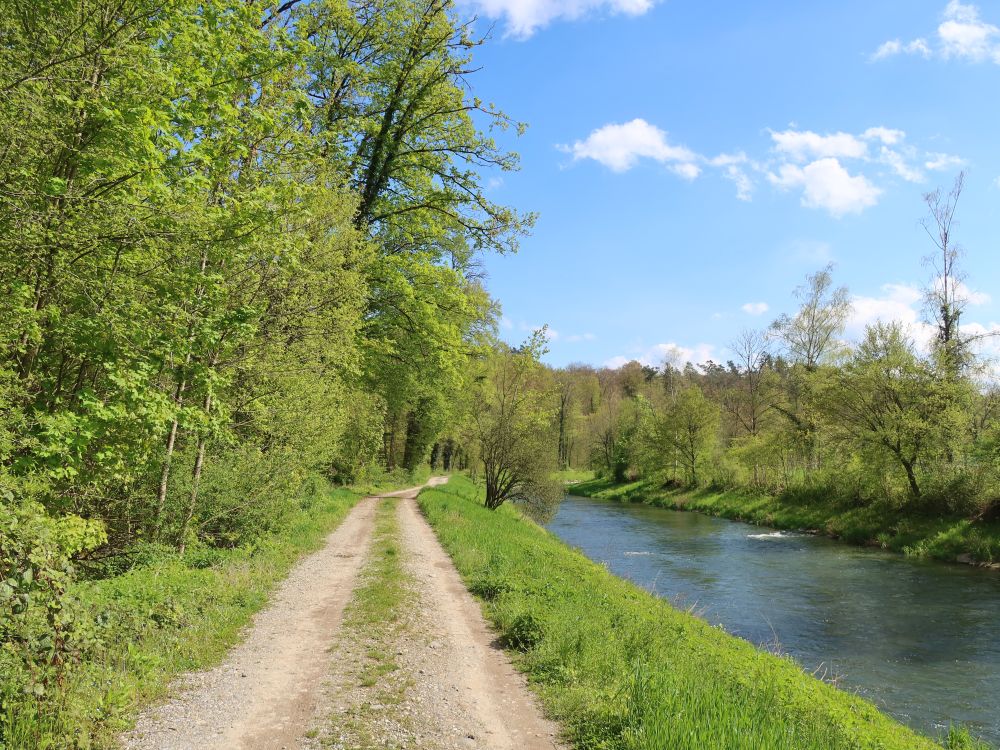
[122,477,564,750]
[121,484,420,750]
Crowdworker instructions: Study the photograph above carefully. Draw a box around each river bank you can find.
[569,476,1000,568]
[419,477,987,750]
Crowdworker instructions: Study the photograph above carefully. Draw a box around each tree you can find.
[469,332,561,520]
[770,264,850,370]
[921,172,971,377]
[818,323,953,501]
[657,385,718,486]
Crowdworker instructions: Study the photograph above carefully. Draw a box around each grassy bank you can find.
[2,477,417,750]
[570,476,1000,566]
[419,476,986,750]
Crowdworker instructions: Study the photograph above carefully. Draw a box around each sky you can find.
[453,0,1000,369]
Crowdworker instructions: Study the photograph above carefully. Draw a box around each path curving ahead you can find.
[122,477,562,750]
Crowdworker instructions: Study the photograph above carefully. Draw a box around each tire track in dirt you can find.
[121,485,425,750]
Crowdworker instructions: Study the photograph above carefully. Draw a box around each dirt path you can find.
[308,490,564,750]
[392,496,564,749]
[121,484,427,750]
[123,478,564,750]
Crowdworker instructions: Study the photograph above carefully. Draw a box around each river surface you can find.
[547,495,1000,746]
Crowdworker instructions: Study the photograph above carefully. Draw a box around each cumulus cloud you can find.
[604,342,717,369]
[561,121,960,216]
[769,158,882,217]
[459,0,656,37]
[563,119,699,174]
[770,129,869,162]
[872,1,1000,64]
[846,283,936,348]
[741,302,769,315]
[845,281,994,356]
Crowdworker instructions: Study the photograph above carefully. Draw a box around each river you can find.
[547,494,1000,746]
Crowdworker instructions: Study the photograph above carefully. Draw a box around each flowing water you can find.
[547,495,1000,746]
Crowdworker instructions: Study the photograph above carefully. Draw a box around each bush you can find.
[499,611,545,651]
[0,494,105,732]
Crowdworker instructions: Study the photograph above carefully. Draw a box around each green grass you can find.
[554,468,597,484]
[1,484,375,750]
[419,476,987,750]
[570,476,1000,565]
[343,498,412,691]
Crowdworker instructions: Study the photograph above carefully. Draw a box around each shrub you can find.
[499,611,544,651]
[0,494,105,732]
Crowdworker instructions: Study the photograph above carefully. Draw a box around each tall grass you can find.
[418,477,983,750]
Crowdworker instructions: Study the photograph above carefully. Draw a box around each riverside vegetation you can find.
[543,189,1000,563]
[418,476,987,750]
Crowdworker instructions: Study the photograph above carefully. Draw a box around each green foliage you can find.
[420,477,946,750]
[0,0,523,741]
[0,496,105,718]
[465,331,562,520]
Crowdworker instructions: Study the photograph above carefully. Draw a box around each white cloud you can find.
[880,146,925,182]
[725,167,754,201]
[741,302,770,315]
[769,158,882,217]
[604,341,717,369]
[460,0,656,38]
[863,126,907,145]
[846,281,997,356]
[872,2,1000,64]
[561,122,959,215]
[563,119,699,174]
[925,152,966,171]
[939,0,1000,60]
[565,332,597,343]
[871,38,932,60]
[847,283,936,348]
[770,129,868,162]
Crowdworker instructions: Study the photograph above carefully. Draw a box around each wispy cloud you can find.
[741,302,770,316]
[872,1,1000,64]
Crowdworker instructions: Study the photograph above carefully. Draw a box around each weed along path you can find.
[123,477,562,750]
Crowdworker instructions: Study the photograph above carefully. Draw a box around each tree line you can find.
[550,176,1000,519]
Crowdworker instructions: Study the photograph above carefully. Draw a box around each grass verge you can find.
[419,476,987,750]
[570,476,1000,566]
[1,481,390,750]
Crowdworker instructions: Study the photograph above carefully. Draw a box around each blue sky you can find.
[458,0,1000,368]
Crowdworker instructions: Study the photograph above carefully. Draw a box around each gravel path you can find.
[121,485,422,750]
[308,490,564,750]
[122,478,564,750]
[392,496,564,749]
